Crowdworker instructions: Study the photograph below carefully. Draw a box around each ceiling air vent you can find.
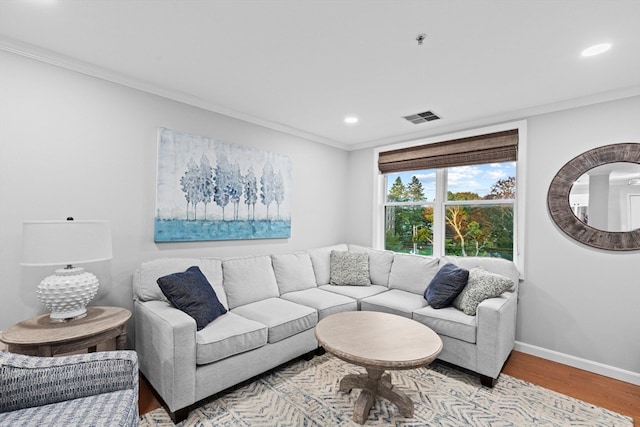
[403,110,441,124]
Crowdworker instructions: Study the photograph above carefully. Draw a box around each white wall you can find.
[0,51,349,339]
[347,96,640,381]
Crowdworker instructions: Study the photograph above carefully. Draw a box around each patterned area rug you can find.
[139,354,632,426]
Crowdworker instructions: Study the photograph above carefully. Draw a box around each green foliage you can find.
[388,177,407,202]
[386,174,515,260]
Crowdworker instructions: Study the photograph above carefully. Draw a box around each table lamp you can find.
[21,218,113,322]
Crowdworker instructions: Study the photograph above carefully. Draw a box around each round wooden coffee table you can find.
[315,311,442,424]
[0,306,131,356]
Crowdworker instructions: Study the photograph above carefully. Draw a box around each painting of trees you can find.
[155,128,291,242]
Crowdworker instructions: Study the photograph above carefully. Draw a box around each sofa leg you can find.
[303,350,316,361]
[315,346,326,356]
[169,407,189,424]
[479,374,497,388]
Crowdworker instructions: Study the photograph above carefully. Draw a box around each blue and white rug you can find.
[139,353,632,426]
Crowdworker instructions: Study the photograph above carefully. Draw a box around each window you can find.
[376,123,525,269]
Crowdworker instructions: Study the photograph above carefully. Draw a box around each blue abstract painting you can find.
[155,128,291,242]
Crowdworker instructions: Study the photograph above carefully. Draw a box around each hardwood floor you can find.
[502,351,639,425]
[138,350,640,425]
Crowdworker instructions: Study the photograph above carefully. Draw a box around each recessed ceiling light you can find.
[344,116,359,124]
[581,43,611,57]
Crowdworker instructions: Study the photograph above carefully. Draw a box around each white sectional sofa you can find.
[133,243,519,422]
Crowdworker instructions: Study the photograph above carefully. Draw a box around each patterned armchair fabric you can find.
[0,350,138,427]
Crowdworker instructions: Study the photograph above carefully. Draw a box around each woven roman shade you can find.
[378,129,518,173]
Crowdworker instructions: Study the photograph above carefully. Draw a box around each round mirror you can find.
[569,162,640,232]
[547,143,640,251]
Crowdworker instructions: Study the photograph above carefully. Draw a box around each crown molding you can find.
[351,85,640,151]
[0,36,349,151]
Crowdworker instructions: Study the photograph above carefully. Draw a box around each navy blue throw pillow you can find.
[157,266,227,331]
[424,263,469,309]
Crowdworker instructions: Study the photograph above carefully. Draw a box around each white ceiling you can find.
[1,0,639,150]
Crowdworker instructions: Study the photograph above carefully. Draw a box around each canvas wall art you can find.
[155,128,292,242]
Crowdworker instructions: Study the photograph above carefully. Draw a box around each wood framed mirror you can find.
[547,143,640,251]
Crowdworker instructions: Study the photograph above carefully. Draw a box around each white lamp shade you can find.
[21,220,112,267]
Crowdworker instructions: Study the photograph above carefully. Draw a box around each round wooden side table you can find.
[315,311,443,424]
[0,306,131,356]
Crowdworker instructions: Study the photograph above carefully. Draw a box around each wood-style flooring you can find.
[138,350,640,424]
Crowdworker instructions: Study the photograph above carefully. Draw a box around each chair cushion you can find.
[271,252,317,294]
[348,245,395,286]
[307,244,349,285]
[280,288,357,320]
[452,267,513,315]
[413,306,477,344]
[0,390,138,427]
[388,253,440,295]
[222,255,280,309]
[157,266,227,331]
[424,263,469,309]
[231,298,318,343]
[329,251,371,286]
[360,289,427,318]
[196,312,268,365]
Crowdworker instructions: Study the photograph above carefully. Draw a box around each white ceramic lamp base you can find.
[37,266,100,322]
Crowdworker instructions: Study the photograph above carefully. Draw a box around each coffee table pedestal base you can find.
[339,367,413,424]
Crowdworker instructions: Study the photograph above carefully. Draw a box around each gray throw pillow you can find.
[329,251,371,286]
[453,267,512,316]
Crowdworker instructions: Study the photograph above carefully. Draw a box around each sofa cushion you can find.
[157,266,228,331]
[195,312,268,365]
[329,251,371,286]
[307,244,349,285]
[280,288,357,320]
[388,253,440,295]
[133,258,225,306]
[360,289,427,318]
[222,255,280,309]
[348,245,395,286]
[412,306,477,344]
[318,284,389,308]
[231,298,318,343]
[271,253,317,294]
[453,267,513,315]
[424,263,469,309]
[441,255,519,292]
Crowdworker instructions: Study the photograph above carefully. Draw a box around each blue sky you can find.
[386,162,516,201]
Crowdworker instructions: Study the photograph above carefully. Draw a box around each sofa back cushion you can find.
[388,253,440,295]
[271,252,317,294]
[223,255,280,309]
[440,256,520,292]
[348,245,394,286]
[133,258,226,307]
[307,244,349,285]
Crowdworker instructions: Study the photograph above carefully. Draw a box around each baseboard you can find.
[514,341,640,386]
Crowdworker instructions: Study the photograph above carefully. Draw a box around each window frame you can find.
[373,120,527,276]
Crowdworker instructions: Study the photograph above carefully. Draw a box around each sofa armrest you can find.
[134,299,197,413]
[475,291,518,380]
[0,350,138,413]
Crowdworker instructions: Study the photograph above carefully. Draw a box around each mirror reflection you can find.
[569,162,640,232]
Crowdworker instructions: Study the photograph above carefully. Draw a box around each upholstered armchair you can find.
[0,350,138,426]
